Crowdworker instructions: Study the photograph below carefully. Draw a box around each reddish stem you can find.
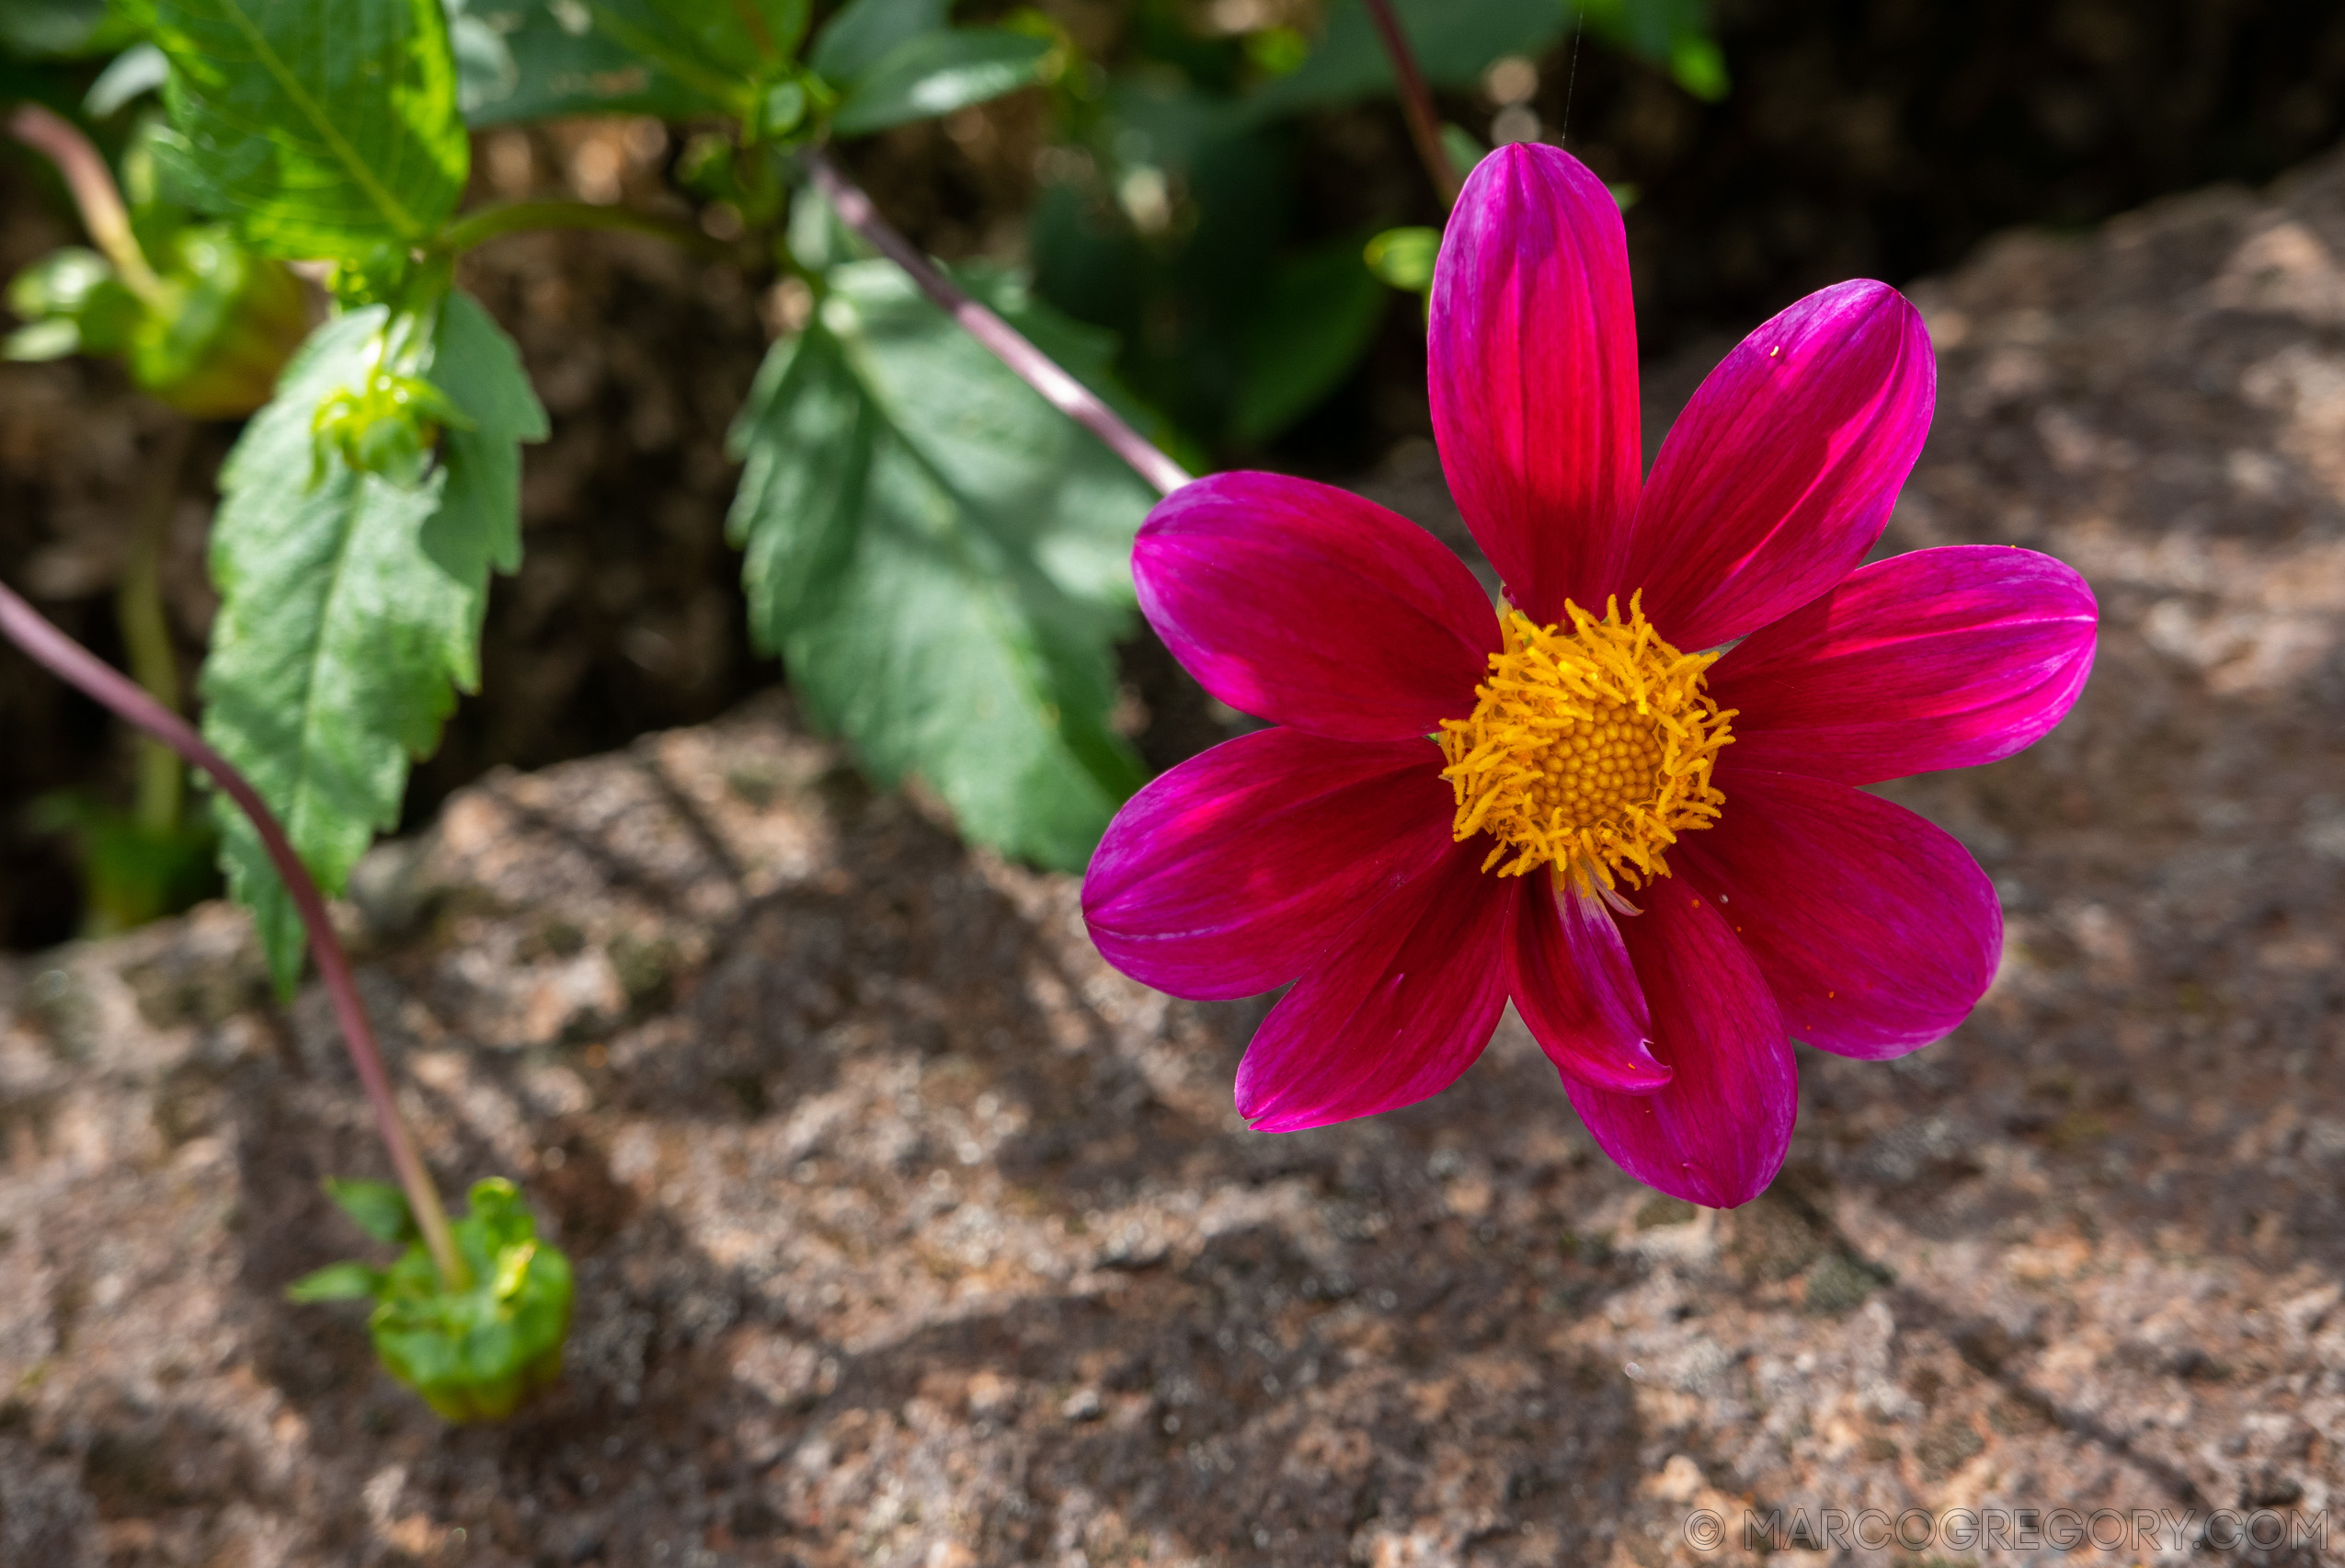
[8,103,164,299]
[0,578,471,1292]
[1361,0,1462,209]
[800,147,1192,499]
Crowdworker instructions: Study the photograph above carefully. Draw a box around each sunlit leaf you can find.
[727,258,1157,870]
[147,0,469,258]
[201,293,545,990]
[287,1261,386,1301]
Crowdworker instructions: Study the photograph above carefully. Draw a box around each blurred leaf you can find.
[1246,0,1565,118]
[1440,121,1486,178]
[0,0,138,58]
[1230,235,1388,445]
[85,42,170,116]
[1577,0,1728,100]
[201,293,545,990]
[26,790,219,933]
[831,28,1052,137]
[808,0,946,85]
[1363,224,1437,292]
[583,0,809,115]
[147,0,469,258]
[452,0,710,124]
[727,258,1156,871]
[324,1175,418,1242]
[367,1178,573,1424]
[287,1261,386,1301]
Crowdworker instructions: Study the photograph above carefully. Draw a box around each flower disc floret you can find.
[1437,592,1734,890]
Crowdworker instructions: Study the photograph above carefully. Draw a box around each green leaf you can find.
[1363,225,1438,292]
[0,0,138,58]
[451,0,710,124]
[85,42,171,116]
[148,0,469,258]
[727,259,1157,871]
[1230,236,1390,445]
[324,1175,418,1242]
[287,1261,386,1301]
[1245,0,1566,119]
[1577,0,1729,100]
[831,28,1051,137]
[808,0,947,85]
[201,293,545,990]
[583,0,810,114]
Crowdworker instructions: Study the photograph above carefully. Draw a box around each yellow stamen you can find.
[1436,591,1735,894]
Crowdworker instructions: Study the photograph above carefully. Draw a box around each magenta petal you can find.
[1084,727,1453,1001]
[1563,879,1793,1207]
[1429,143,1641,625]
[1707,545,2099,785]
[1506,869,1670,1093]
[1626,280,1935,652]
[1238,838,1511,1131]
[1134,472,1496,741]
[1677,768,2000,1059]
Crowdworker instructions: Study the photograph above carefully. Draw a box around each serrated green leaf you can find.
[287,1260,386,1301]
[727,259,1156,870]
[324,1175,418,1242]
[148,0,469,258]
[1231,235,1389,445]
[201,292,545,990]
[808,0,947,85]
[831,29,1051,137]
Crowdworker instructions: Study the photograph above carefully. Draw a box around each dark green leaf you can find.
[583,0,810,115]
[148,0,469,258]
[287,1261,386,1301]
[831,29,1051,137]
[452,0,710,124]
[1245,0,1565,119]
[808,0,946,85]
[727,259,1157,871]
[324,1175,418,1242]
[1230,236,1389,445]
[0,0,136,58]
[1579,0,1729,100]
[201,293,545,990]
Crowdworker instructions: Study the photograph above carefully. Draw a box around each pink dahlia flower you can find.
[1081,143,2098,1207]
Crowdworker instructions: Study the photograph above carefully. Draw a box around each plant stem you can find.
[120,420,192,835]
[440,199,723,258]
[799,147,1192,499]
[7,104,166,302]
[0,578,474,1293]
[1361,0,1462,209]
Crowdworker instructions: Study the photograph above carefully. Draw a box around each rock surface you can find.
[9,147,2345,1568]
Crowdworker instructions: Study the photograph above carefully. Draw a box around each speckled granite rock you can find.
[9,147,2345,1568]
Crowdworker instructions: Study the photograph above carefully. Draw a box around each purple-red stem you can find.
[800,147,1192,500]
[1361,0,1462,210]
[0,578,471,1292]
[8,103,164,299]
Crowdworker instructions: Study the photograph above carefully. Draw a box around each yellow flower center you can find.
[1436,592,1735,893]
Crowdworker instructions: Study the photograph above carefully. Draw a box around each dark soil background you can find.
[6,0,2345,949]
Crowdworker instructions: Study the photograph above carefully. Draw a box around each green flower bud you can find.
[292,1178,575,1425]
